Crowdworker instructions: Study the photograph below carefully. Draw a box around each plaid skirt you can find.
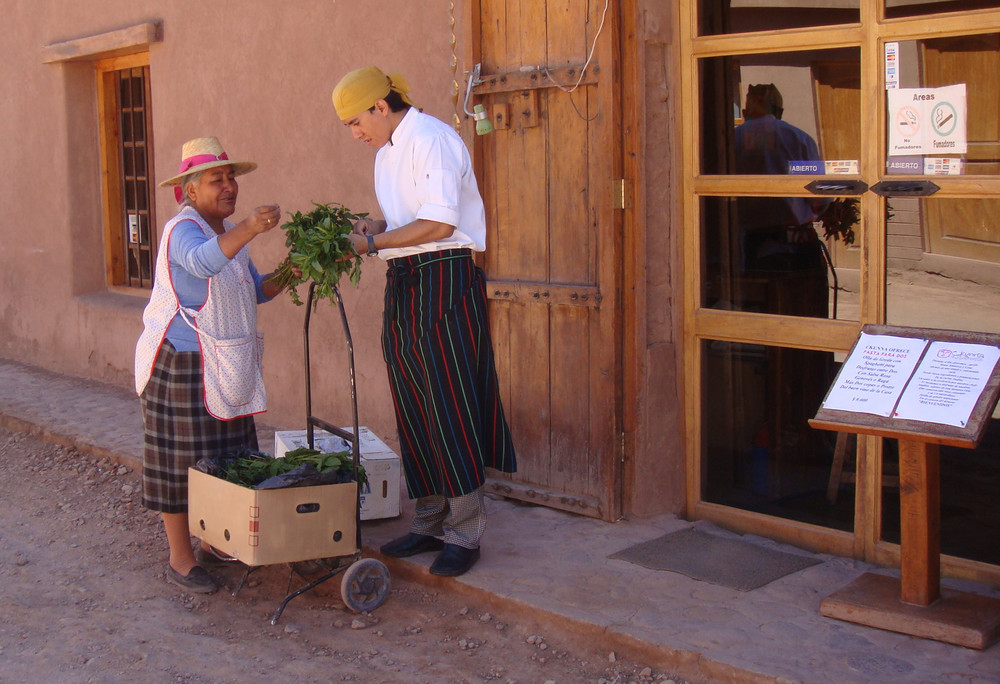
[139,340,258,513]
[382,249,516,500]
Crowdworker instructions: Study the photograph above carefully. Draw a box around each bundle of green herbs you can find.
[270,202,366,307]
[220,447,367,489]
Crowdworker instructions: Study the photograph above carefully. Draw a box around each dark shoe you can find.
[166,565,218,594]
[430,544,480,577]
[194,545,237,565]
[380,533,445,558]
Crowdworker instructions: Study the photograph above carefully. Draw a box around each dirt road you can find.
[0,426,688,684]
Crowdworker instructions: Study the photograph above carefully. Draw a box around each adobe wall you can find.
[1,1,456,445]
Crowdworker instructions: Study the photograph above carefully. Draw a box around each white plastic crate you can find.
[274,427,400,520]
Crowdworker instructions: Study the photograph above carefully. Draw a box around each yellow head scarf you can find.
[332,66,415,120]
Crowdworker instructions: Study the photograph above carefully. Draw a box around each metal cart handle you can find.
[302,281,362,550]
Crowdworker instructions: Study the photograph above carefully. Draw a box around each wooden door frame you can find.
[678,0,1000,586]
[595,0,627,521]
[620,0,648,518]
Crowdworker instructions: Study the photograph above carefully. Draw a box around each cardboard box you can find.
[187,468,358,567]
[274,427,401,521]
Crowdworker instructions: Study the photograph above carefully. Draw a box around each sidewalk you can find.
[2,356,999,683]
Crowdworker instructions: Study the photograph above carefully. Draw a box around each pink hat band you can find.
[172,152,230,203]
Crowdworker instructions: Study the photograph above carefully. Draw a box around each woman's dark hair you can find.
[372,89,410,113]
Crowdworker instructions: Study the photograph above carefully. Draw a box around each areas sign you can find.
[887,84,967,156]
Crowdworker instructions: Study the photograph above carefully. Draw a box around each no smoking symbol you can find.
[896,106,919,137]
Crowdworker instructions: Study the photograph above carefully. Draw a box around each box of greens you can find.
[187,448,363,566]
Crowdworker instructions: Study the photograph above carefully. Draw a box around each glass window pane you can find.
[132,110,146,143]
[127,248,140,281]
[886,34,1000,176]
[138,214,150,246]
[118,73,131,108]
[135,180,148,211]
[698,0,859,37]
[886,196,1000,334]
[700,50,861,175]
[886,0,1000,20]
[880,421,1000,566]
[701,196,859,320]
[134,145,147,178]
[130,69,145,108]
[139,248,152,284]
[120,110,132,140]
[122,146,134,177]
[124,180,135,210]
[702,340,851,531]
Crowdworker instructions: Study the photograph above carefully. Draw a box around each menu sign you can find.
[822,333,1000,428]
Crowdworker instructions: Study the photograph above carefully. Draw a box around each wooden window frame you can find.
[96,53,157,290]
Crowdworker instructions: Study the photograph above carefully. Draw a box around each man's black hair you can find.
[370,89,411,113]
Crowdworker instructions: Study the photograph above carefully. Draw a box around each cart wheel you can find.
[340,558,390,613]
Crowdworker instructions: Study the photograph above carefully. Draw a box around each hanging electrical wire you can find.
[543,0,610,95]
[462,0,610,124]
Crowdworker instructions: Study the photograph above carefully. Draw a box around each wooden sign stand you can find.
[810,325,1000,649]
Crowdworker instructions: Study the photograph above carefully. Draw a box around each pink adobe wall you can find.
[0,1,459,449]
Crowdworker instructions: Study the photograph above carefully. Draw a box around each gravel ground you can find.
[0,425,694,684]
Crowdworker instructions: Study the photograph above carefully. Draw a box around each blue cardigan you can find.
[164,219,269,352]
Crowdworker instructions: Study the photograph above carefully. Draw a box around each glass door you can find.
[680,0,1000,580]
[876,11,1000,574]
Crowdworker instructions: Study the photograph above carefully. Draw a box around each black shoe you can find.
[430,544,480,577]
[166,565,218,594]
[380,533,445,558]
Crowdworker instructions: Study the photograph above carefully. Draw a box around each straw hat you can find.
[159,137,257,201]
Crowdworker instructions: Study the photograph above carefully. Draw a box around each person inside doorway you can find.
[733,82,830,317]
[330,66,517,577]
[731,84,835,496]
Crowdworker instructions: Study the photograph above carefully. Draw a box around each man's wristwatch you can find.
[366,234,378,257]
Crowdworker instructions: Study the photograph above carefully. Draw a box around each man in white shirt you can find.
[332,66,517,577]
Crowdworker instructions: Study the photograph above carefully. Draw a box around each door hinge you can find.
[613,179,632,210]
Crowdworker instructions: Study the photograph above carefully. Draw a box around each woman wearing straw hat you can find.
[134,136,291,593]
[331,67,516,578]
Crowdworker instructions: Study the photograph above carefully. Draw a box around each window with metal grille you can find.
[97,54,156,289]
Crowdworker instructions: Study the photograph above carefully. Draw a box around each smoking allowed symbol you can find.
[932,102,957,137]
[896,106,919,137]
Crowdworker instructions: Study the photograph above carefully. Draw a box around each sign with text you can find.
[888,84,967,156]
[822,333,928,417]
[894,341,1000,427]
[822,333,1000,428]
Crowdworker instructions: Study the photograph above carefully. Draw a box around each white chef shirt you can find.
[373,107,486,260]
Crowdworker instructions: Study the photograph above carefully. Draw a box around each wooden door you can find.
[469,0,622,519]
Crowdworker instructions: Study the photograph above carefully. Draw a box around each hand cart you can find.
[211,281,390,624]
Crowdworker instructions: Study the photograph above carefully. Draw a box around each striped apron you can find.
[381,249,516,499]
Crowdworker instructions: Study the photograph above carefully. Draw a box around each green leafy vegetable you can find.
[271,202,366,307]
[221,447,367,489]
